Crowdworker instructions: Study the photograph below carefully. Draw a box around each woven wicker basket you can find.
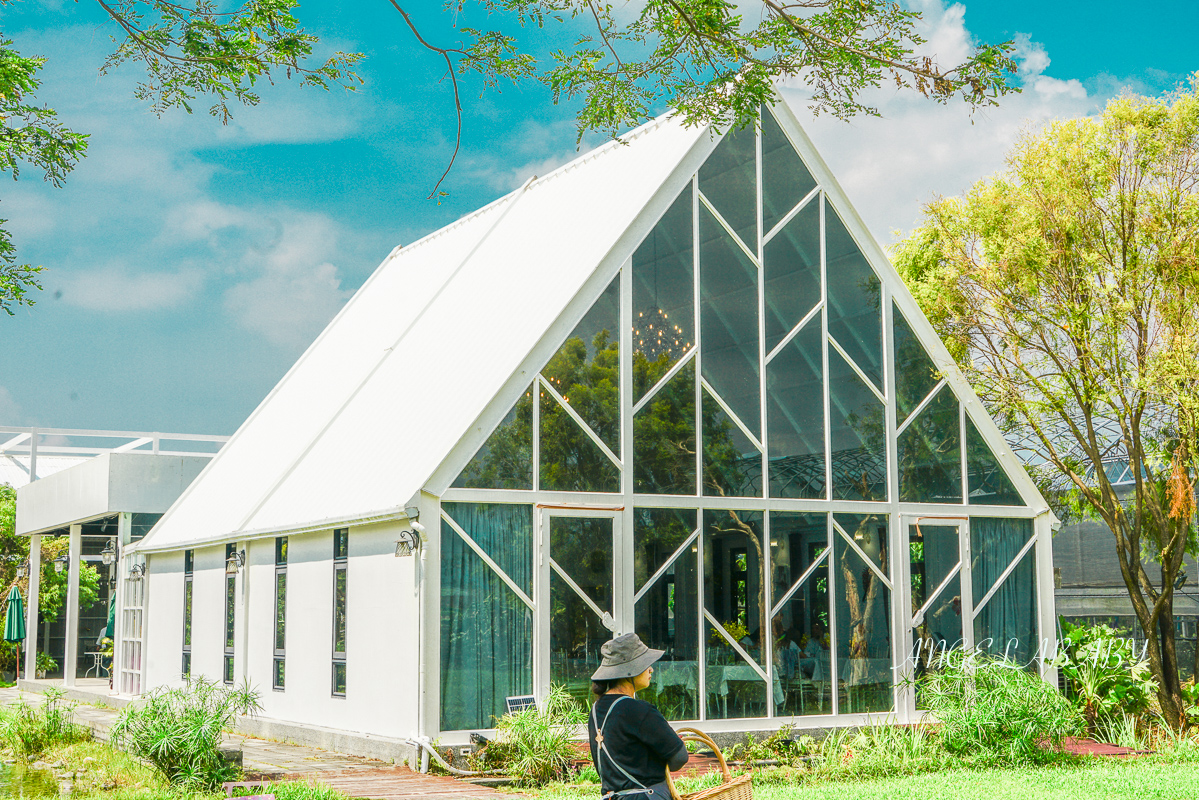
[665,728,752,800]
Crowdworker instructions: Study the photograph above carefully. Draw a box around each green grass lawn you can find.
[520,760,1199,800]
[2,740,348,800]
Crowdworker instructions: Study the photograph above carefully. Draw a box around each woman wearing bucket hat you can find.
[588,633,689,799]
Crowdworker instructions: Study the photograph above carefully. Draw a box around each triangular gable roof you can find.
[135,102,1052,555]
[134,114,711,553]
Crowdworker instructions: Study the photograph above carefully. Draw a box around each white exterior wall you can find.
[142,522,419,740]
[144,551,184,689]
[192,545,229,683]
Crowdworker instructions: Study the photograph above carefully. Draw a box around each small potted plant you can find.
[35,651,58,679]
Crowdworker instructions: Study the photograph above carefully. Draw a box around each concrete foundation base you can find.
[234,715,418,767]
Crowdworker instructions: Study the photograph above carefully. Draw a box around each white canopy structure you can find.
[126,101,1057,756]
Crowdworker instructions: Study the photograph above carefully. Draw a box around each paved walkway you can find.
[0,686,511,799]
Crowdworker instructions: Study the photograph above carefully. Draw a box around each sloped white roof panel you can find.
[136,115,706,552]
[133,197,515,552]
[0,456,88,489]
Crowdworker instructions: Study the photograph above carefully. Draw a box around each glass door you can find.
[538,509,624,710]
[905,518,972,708]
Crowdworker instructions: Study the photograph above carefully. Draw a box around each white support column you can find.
[1035,512,1059,684]
[24,534,41,679]
[64,523,82,687]
[114,513,131,688]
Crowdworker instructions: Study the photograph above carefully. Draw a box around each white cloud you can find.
[782,0,1104,240]
[218,209,353,349]
[56,266,205,311]
[461,118,586,191]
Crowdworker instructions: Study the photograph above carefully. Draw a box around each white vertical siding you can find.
[144,523,419,739]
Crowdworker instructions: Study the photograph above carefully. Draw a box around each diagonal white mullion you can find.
[699,377,763,451]
[698,192,761,268]
[896,378,948,436]
[441,511,534,610]
[550,558,610,621]
[971,534,1039,620]
[832,518,893,590]
[763,186,821,244]
[828,335,885,403]
[704,608,769,683]
[911,561,962,628]
[771,547,830,617]
[632,348,696,416]
[766,302,823,364]
[633,528,700,604]
[538,375,623,468]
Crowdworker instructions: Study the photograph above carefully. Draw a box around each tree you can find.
[893,79,1199,728]
[1,1,1020,310]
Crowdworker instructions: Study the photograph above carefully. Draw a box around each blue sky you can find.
[2,1,1196,435]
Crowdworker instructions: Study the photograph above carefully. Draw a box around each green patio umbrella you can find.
[105,595,115,639]
[4,586,25,680]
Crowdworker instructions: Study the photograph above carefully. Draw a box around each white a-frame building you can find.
[127,102,1057,750]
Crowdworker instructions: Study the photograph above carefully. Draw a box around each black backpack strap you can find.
[591,696,650,796]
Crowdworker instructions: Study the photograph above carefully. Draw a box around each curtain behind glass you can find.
[970,517,1038,667]
[440,503,534,731]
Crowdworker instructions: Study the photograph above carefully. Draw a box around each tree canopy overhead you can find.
[894,78,1199,728]
[1,0,1020,311]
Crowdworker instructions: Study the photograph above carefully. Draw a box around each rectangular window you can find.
[273,537,288,690]
[332,528,348,697]
[225,543,236,686]
[182,549,193,678]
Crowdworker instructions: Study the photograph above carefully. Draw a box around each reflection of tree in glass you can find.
[634,352,696,494]
[898,389,961,502]
[703,402,757,497]
[541,330,620,492]
[453,386,533,490]
[837,400,887,501]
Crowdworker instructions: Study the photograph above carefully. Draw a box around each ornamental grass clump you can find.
[109,675,261,790]
[919,650,1083,764]
[487,684,585,786]
[0,688,88,759]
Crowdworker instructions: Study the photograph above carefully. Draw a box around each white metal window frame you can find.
[118,552,147,696]
[534,505,625,706]
[428,102,1054,738]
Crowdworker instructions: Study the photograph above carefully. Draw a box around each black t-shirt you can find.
[588,694,687,793]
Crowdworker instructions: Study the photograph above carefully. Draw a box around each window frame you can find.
[332,528,348,697]
[273,536,288,691]
[182,549,193,678]
[224,542,236,686]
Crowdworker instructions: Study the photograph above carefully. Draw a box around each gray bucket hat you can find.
[591,633,665,681]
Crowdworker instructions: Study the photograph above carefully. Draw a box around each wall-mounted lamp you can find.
[128,563,146,581]
[16,560,28,579]
[53,554,70,574]
[225,550,245,576]
[100,539,117,567]
[395,530,419,558]
[395,506,424,558]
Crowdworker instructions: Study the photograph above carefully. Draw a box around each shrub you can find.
[1052,620,1157,732]
[806,722,951,781]
[0,688,88,759]
[35,651,58,676]
[920,650,1084,763]
[109,675,261,790]
[481,684,585,786]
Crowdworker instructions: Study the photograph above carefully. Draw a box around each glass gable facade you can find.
[437,107,1044,732]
